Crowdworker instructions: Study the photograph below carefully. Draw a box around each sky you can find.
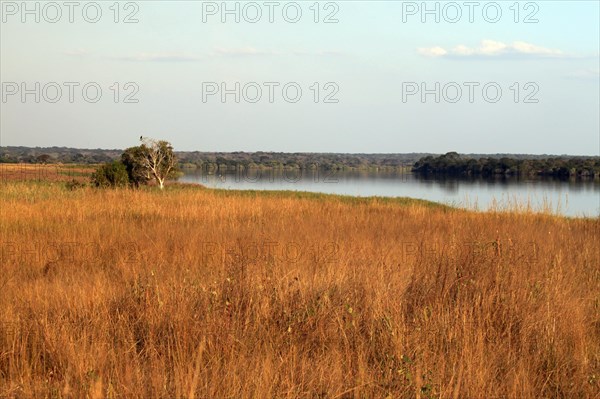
[1,0,599,155]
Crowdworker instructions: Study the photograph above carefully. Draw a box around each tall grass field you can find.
[1,175,599,397]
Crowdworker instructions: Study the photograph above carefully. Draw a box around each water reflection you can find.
[178,168,600,217]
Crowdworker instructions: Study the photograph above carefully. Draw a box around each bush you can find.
[91,161,130,188]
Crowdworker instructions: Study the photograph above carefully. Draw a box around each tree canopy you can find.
[91,137,179,189]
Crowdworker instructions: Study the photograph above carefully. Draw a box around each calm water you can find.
[179,169,600,218]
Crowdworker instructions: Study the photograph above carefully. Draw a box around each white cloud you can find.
[417,46,448,57]
[213,47,281,56]
[511,41,563,56]
[418,40,565,59]
[112,52,203,62]
[477,40,509,55]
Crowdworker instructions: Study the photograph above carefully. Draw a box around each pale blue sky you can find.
[1,1,599,154]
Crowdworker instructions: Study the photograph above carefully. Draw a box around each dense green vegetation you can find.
[0,146,121,164]
[90,161,130,188]
[413,152,600,178]
[0,146,425,170]
[4,146,598,176]
[177,151,422,170]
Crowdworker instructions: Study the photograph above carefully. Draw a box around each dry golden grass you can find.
[0,164,95,183]
[0,181,599,398]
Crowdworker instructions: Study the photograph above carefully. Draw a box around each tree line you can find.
[2,145,598,179]
[0,147,426,170]
[413,152,600,179]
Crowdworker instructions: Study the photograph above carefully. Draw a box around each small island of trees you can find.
[413,152,600,179]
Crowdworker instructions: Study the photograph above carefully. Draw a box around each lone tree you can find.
[92,137,179,189]
[134,137,178,189]
[121,146,152,188]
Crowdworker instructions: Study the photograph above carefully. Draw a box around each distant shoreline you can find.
[2,146,598,172]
